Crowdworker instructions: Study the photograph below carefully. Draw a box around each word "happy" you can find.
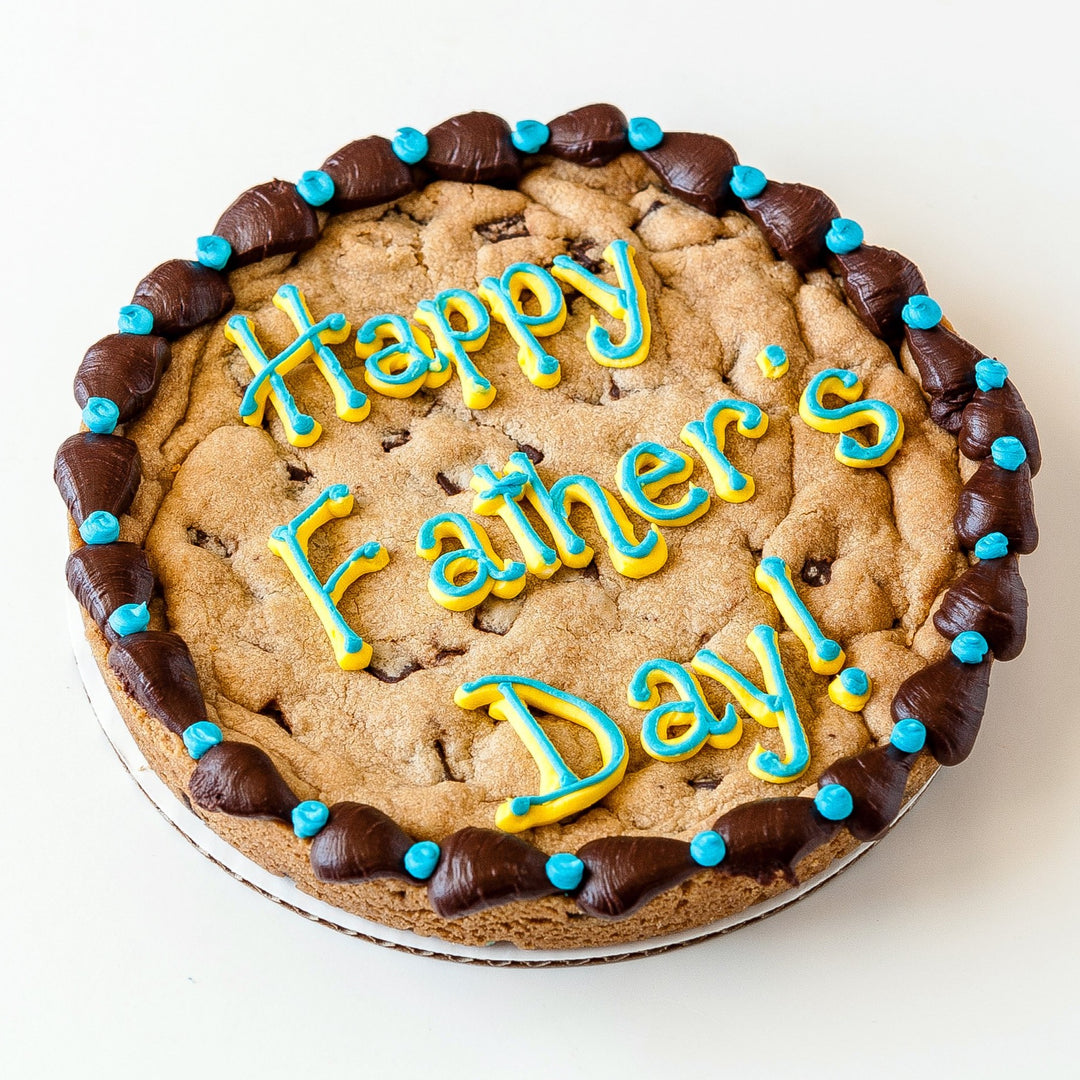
[225,241,650,446]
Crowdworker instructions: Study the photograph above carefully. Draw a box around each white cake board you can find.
[69,600,933,966]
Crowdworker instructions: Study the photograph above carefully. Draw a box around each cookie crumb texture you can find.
[91,154,962,948]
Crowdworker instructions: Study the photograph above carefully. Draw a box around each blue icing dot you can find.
[509,795,532,817]
[730,164,767,199]
[974,532,1009,560]
[293,414,317,436]
[82,396,120,434]
[118,304,154,335]
[196,234,232,270]
[814,784,854,821]
[392,127,428,164]
[819,639,843,663]
[182,720,223,760]
[404,840,440,880]
[107,601,150,637]
[327,312,347,332]
[991,436,1027,471]
[511,119,549,154]
[951,630,989,664]
[975,357,1009,392]
[763,344,786,365]
[79,511,120,545]
[891,717,927,753]
[292,800,330,838]
[839,667,869,696]
[826,217,864,254]
[627,116,663,151]
[545,852,585,891]
[296,169,334,207]
[901,294,943,330]
[689,830,726,867]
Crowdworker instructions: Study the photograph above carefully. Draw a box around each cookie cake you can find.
[57,104,1039,953]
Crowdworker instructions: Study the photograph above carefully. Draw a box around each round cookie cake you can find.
[57,105,1039,952]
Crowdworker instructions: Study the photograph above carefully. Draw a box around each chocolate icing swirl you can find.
[131,260,233,339]
[188,742,299,823]
[426,827,557,919]
[934,554,1028,661]
[546,104,628,167]
[309,802,414,884]
[640,132,739,216]
[891,653,992,766]
[833,245,927,343]
[714,798,840,885]
[66,542,153,643]
[107,630,207,735]
[741,182,839,274]
[320,135,417,212]
[903,324,980,433]
[212,180,321,269]
[424,113,521,187]
[959,380,1042,475]
[54,432,141,526]
[819,744,917,842]
[955,456,1039,554]
[74,333,171,423]
[575,836,698,919]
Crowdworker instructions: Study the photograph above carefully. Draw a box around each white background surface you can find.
[2,0,1077,1075]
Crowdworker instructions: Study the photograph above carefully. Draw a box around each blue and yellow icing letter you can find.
[470,461,560,579]
[454,676,628,831]
[629,659,741,762]
[616,442,711,526]
[691,626,811,783]
[754,556,845,675]
[799,368,904,468]
[355,313,450,398]
[477,263,566,388]
[416,512,526,611]
[268,485,388,670]
[413,289,495,410]
[680,399,768,503]
[471,453,667,580]
[227,284,367,447]
[551,239,651,369]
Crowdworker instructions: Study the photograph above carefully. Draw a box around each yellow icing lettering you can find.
[799,368,904,468]
[754,556,845,675]
[551,239,651,369]
[267,485,388,670]
[629,658,742,762]
[355,313,450,398]
[226,284,366,448]
[416,512,526,611]
[470,452,667,580]
[829,668,873,712]
[477,263,566,388]
[454,676,628,831]
[756,344,789,379]
[691,625,810,783]
[680,398,768,503]
[413,289,495,410]
[616,441,711,526]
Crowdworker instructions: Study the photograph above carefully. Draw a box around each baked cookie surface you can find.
[59,107,1037,950]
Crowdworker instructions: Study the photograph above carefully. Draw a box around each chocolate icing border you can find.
[58,105,1038,939]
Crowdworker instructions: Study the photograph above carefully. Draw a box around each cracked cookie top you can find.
[114,152,963,854]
